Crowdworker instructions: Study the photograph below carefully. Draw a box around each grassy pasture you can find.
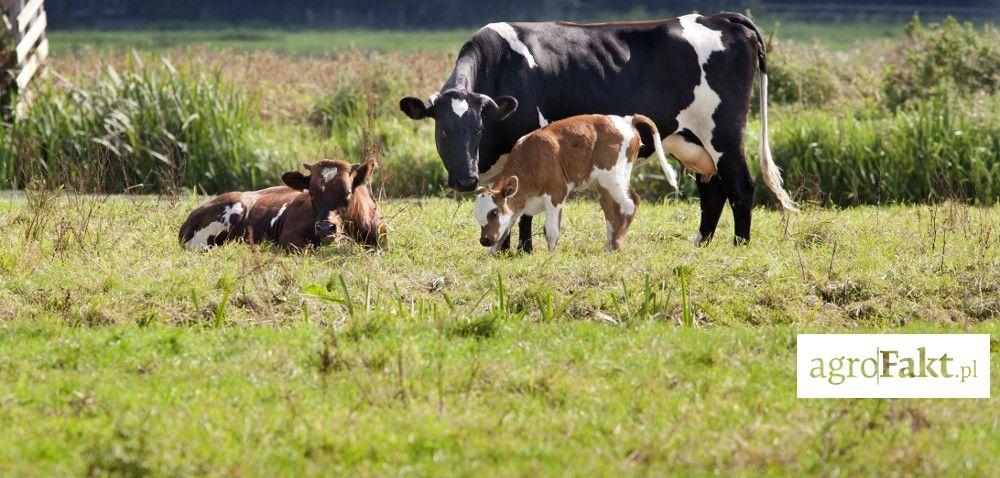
[46,19,910,55]
[1,17,998,476]
[0,194,998,475]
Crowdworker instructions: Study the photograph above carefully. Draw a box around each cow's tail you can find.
[723,12,798,212]
[759,74,797,212]
[631,114,678,191]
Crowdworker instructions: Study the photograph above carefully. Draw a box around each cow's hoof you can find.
[518,240,533,253]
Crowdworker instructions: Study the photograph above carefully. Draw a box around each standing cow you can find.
[400,12,797,249]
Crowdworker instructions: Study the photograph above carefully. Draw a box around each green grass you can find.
[0,194,997,474]
[49,28,475,55]
[47,19,908,56]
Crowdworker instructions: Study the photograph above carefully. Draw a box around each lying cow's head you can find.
[399,90,518,192]
[474,176,519,248]
[282,159,385,248]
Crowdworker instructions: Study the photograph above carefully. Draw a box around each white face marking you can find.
[590,116,637,216]
[184,221,227,251]
[451,98,469,117]
[537,107,548,127]
[321,167,337,182]
[473,194,496,227]
[482,22,537,68]
[675,14,726,165]
[270,202,289,228]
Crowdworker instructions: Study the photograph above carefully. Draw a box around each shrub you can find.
[884,16,999,110]
[769,94,999,206]
[0,56,277,193]
[765,40,855,107]
[308,63,446,196]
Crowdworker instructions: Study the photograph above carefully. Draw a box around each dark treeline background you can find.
[45,0,999,29]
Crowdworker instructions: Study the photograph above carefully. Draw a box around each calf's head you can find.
[473,176,519,248]
[282,159,386,248]
[399,90,518,192]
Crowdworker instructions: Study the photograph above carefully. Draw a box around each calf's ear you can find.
[282,171,310,191]
[351,160,374,189]
[500,176,519,198]
[399,97,432,120]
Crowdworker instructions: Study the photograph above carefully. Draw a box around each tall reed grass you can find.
[0,56,275,193]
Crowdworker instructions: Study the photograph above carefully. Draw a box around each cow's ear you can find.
[351,160,374,189]
[500,176,519,198]
[399,96,432,120]
[282,171,310,191]
[493,96,518,121]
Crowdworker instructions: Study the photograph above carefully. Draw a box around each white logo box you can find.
[797,334,991,398]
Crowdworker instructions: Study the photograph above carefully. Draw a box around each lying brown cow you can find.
[179,159,386,250]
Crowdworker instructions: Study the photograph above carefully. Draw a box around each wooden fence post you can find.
[1,0,47,119]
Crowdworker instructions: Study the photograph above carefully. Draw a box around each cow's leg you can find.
[517,215,533,253]
[694,176,726,245]
[714,142,755,245]
[498,232,512,252]
[543,202,562,251]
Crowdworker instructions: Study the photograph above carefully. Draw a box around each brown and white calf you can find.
[179,159,386,251]
[475,114,685,252]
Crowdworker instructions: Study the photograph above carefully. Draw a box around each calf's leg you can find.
[518,215,534,253]
[543,202,563,251]
[596,186,637,251]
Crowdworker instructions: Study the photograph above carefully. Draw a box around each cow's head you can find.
[399,90,518,192]
[474,175,519,248]
[282,159,385,248]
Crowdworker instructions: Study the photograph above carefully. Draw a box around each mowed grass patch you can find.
[1,320,997,476]
[0,195,997,474]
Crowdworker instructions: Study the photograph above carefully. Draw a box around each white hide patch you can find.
[537,107,549,127]
[674,14,725,165]
[185,221,227,251]
[590,116,637,216]
[221,203,243,224]
[543,200,562,251]
[184,202,243,250]
[321,167,337,182]
[478,153,509,184]
[270,202,289,228]
[451,98,469,117]
[483,22,537,68]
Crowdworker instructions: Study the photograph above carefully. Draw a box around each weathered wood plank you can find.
[15,0,41,33]
[15,36,46,89]
[14,8,44,63]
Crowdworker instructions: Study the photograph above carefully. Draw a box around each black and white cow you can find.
[400,12,797,248]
